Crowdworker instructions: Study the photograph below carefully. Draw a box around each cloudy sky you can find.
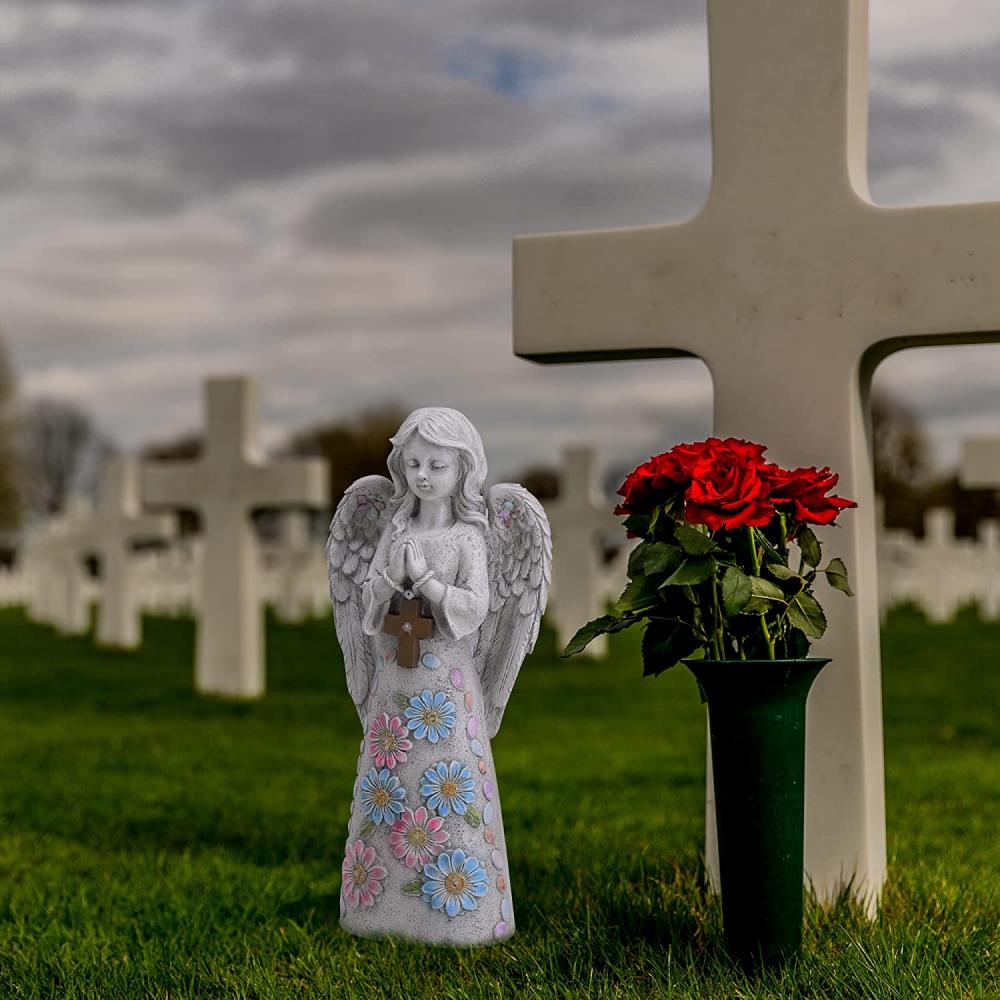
[3,0,1000,484]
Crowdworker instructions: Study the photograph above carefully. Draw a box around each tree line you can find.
[0,336,997,546]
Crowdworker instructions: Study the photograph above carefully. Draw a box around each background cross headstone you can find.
[271,511,319,624]
[88,458,176,649]
[33,497,98,636]
[142,376,329,698]
[959,438,1000,494]
[513,0,1000,905]
[545,444,629,658]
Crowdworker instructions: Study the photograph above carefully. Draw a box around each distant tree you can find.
[0,337,21,533]
[869,386,932,534]
[22,398,116,516]
[286,403,410,510]
[142,432,202,462]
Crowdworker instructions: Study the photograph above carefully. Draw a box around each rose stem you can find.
[746,526,777,659]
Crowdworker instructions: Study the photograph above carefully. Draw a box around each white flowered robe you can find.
[339,521,515,946]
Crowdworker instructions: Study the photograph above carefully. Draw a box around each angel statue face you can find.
[401,434,461,503]
[386,408,489,528]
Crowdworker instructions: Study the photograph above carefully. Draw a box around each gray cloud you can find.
[867,89,983,187]
[2,0,999,487]
[474,0,705,37]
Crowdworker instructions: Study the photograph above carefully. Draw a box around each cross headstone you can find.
[272,510,316,624]
[383,595,435,668]
[960,438,1000,492]
[513,0,1000,906]
[545,445,626,658]
[142,376,329,697]
[89,458,176,648]
[32,497,97,635]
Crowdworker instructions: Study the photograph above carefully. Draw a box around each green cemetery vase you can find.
[683,657,829,967]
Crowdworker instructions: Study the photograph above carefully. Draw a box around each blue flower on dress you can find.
[359,766,407,825]
[404,689,457,744]
[421,849,489,917]
[420,760,476,817]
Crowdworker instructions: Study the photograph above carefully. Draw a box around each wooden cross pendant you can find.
[382,594,435,668]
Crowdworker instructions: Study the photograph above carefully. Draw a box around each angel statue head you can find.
[385,407,489,538]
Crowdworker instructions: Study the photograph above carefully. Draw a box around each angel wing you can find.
[326,475,395,728]
[475,483,552,739]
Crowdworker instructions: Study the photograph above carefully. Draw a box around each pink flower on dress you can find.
[342,839,388,908]
[388,806,450,869]
[367,712,413,769]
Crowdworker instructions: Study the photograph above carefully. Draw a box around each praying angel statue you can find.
[326,407,551,946]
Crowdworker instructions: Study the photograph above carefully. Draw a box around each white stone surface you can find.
[959,439,1000,490]
[877,497,1000,624]
[543,445,628,658]
[89,459,176,648]
[142,376,329,698]
[23,498,99,634]
[261,511,329,623]
[513,0,1000,905]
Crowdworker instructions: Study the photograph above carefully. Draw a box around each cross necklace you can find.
[382,583,435,668]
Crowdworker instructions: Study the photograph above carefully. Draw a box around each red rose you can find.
[761,464,857,526]
[614,441,708,517]
[684,438,775,531]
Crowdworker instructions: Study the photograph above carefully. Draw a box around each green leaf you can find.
[785,627,810,659]
[623,513,651,538]
[756,530,785,564]
[359,819,377,840]
[614,577,661,615]
[675,523,716,556]
[798,526,821,568]
[463,806,482,828]
[561,615,628,657]
[641,619,701,677]
[741,576,787,615]
[402,878,423,896]
[765,563,800,581]
[395,693,412,711]
[822,557,853,596]
[648,506,662,536]
[786,591,827,639]
[662,557,717,587]
[721,565,752,616]
[627,541,651,579]
[641,543,684,576]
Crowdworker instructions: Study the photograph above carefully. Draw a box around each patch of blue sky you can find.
[445,40,559,101]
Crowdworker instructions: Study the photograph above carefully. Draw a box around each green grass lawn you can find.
[0,604,997,999]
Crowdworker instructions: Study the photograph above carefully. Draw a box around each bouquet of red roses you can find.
[562,437,857,673]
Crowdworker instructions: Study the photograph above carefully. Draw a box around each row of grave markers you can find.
[13,418,1000,654]
[5,372,997,921]
[12,450,999,648]
[18,377,329,699]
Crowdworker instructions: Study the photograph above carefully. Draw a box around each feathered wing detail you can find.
[326,475,395,728]
[476,484,552,739]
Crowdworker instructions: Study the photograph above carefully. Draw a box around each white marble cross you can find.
[513,0,1000,905]
[142,376,329,698]
[28,498,97,635]
[272,511,316,624]
[545,445,627,658]
[960,439,1000,492]
[90,458,176,649]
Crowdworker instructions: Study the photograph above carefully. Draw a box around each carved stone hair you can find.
[386,407,489,538]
